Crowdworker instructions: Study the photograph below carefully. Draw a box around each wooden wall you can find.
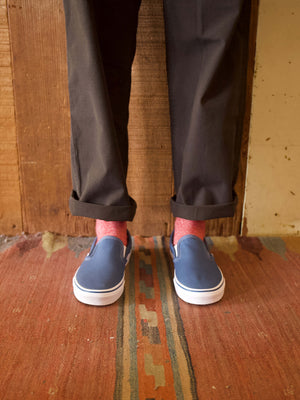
[0,0,258,237]
[0,0,22,235]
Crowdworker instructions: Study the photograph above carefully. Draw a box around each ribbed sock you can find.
[173,217,206,245]
[95,220,128,246]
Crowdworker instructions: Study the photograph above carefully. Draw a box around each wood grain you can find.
[127,0,173,236]
[0,0,22,235]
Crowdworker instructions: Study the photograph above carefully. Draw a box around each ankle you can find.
[173,217,206,245]
[95,220,127,246]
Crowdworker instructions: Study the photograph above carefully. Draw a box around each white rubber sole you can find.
[173,274,225,305]
[73,275,125,306]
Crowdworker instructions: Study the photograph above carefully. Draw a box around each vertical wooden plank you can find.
[0,0,22,235]
[127,0,173,237]
[7,0,94,236]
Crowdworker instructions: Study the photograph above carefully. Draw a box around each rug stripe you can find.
[152,237,185,399]
[154,236,198,400]
[116,238,139,400]
[128,242,139,399]
[135,237,177,398]
[114,294,124,400]
[115,236,198,399]
[161,235,198,397]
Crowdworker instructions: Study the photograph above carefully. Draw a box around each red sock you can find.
[95,220,127,246]
[173,217,206,245]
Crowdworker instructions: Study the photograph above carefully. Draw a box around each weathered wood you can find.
[127,0,173,236]
[0,0,22,235]
[7,0,81,235]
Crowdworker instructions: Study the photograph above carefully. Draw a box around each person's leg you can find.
[63,0,141,222]
[63,0,141,305]
[163,0,251,222]
[163,0,251,304]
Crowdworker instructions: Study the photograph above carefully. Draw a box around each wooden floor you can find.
[0,233,299,399]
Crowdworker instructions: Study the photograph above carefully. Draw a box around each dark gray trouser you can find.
[62,0,251,221]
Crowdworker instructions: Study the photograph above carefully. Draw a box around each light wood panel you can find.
[243,0,300,236]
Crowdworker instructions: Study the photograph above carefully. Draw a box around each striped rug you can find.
[0,233,299,399]
[114,236,197,399]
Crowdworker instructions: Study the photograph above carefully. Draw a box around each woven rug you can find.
[0,234,299,399]
[114,236,197,399]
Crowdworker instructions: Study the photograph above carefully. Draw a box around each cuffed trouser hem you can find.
[69,195,137,221]
[170,193,238,221]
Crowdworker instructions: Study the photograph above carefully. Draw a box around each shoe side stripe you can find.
[174,273,225,293]
[74,275,125,294]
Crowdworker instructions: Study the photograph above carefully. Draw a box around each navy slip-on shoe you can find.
[169,231,225,305]
[73,230,132,306]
